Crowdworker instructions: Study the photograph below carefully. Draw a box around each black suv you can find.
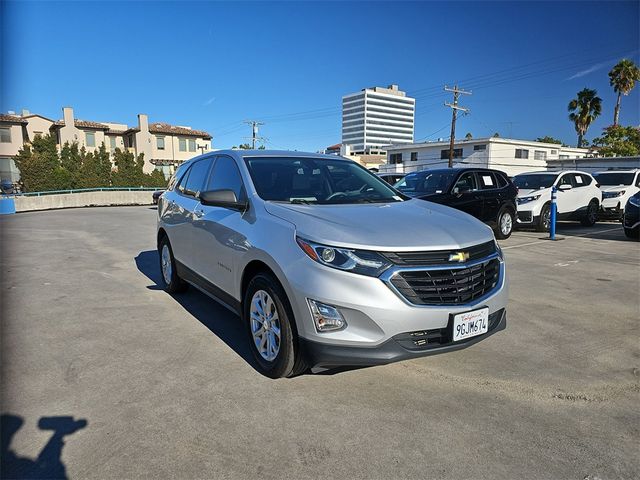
[395,168,518,239]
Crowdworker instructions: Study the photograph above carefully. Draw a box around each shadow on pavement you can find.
[134,250,260,373]
[554,221,629,242]
[1,414,87,480]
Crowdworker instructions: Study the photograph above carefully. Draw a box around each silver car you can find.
[157,150,508,378]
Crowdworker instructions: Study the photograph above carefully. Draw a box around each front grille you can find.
[393,309,504,351]
[517,211,533,222]
[390,258,501,306]
[383,241,496,266]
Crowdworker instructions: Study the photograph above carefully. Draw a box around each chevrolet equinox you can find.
[157,151,508,378]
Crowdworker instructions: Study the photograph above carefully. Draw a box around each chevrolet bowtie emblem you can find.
[449,251,470,263]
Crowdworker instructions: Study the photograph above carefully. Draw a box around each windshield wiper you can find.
[290,198,315,205]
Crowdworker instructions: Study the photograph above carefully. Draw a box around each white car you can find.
[593,169,640,220]
[513,171,602,231]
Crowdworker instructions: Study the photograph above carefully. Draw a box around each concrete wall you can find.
[14,190,155,212]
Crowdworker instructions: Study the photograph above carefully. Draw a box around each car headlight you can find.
[517,194,541,205]
[603,190,625,199]
[296,237,391,276]
[629,195,640,207]
[495,240,504,260]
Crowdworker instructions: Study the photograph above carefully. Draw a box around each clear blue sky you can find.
[3,1,639,150]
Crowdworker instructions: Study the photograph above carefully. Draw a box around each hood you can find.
[599,185,629,193]
[517,188,550,198]
[263,199,494,251]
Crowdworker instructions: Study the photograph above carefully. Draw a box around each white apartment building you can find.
[342,85,415,154]
[380,137,591,177]
[0,107,212,181]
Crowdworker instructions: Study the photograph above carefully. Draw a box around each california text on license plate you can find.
[452,307,489,342]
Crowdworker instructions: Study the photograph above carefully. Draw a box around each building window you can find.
[85,132,95,147]
[410,152,418,161]
[156,136,165,150]
[440,148,463,159]
[33,131,43,137]
[179,138,186,152]
[188,139,196,152]
[389,153,403,164]
[559,155,569,159]
[515,148,529,159]
[473,144,487,151]
[0,127,11,143]
[534,150,547,160]
[551,149,558,155]
[109,136,117,150]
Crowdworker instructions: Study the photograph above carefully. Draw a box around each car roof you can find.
[517,170,589,176]
[178,149,352,168]
[406,167,505,176]
[594,169,639,174]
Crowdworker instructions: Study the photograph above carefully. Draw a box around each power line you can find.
[243,120,265,149]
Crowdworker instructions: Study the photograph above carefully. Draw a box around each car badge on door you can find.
[449,251,470,263]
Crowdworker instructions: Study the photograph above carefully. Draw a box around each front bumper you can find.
[302,309,506,368]
[600,201,623,219]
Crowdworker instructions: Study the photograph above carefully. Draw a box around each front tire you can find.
[536,203,551,232]
[580,200,599,227]
[243,272,307,378]
[158,236,188,293]
[495,208,514,239]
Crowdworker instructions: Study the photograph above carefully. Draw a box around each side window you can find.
[558,174,573,187]
[181,158,213,196]
[572,173,586,188]
[206,156,245,201]
[168,163,189,191]
[454,172,478,192]
[495,172,508,188]
[579,174,592,186]
[478,172,497,190]
[636,174,640,187]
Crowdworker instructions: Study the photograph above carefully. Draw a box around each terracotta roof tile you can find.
[53,119,110,130]
[148,122,212,139]
[0,114,28,125]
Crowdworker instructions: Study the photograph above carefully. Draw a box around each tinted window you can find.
[245,157,402,204]
[478,172,497,190]
[454,172,478,191]
[558,174,574,187]
[593,172,636,186]
[578,174,592,186]
[495,172,508,188]
[513,174,557,189]
[206,156,245,201]
[168,163,190,191]
[182,158,212,195]
[395,171,457,195]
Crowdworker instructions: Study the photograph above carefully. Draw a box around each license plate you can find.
[452,308,489,342]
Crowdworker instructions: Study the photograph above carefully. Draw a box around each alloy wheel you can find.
[500,212,513,236]
[250,290,281,362]
[161,244,172,285]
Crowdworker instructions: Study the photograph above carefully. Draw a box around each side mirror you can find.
[558,184,572,191]
[199,189,248,211]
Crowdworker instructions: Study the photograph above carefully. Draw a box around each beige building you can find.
[324,143,387,170]
[0,106,213,181]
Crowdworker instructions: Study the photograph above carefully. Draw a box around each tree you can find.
[535,136,563,145]
[592,125,640,157]
[60,142,82,187]
[568,88,602,147]
[608,59,640,126]
[13,134,64,192]
[465,132,473,140]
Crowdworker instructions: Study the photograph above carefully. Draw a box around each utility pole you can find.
[244,120,265,149]
[444,85,471,168]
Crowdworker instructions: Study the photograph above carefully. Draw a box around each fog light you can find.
[307,299,346,332]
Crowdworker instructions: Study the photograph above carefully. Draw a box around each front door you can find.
[555,173,581,214]
[191,155,249,297]
[449,171,483,219]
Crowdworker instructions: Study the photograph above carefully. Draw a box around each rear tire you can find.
[243,272,308,378]
[580,200,599,227]
[536,204,551,232]
[494,208,514,239]
[158,236,188,293]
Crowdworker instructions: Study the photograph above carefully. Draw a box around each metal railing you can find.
[11,187,165,197]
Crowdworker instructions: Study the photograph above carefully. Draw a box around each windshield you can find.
[394,171,457,196]
[244,157,404,204]
[513,174,557,190]
[593,172,635,186]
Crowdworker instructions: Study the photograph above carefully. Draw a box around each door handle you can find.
[193,209,204,218]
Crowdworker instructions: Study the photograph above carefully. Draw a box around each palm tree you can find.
[568,88,602,147]
[609,59,640,126]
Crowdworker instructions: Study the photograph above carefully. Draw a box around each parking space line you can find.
[502,227,623,250]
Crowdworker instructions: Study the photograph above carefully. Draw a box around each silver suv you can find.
[157,151,508,378]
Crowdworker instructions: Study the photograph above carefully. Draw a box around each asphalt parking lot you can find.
[1,206,638,479]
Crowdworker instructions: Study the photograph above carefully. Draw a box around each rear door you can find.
[476,171,501,223]
[449,171,483,219]
[170,157,214,267]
